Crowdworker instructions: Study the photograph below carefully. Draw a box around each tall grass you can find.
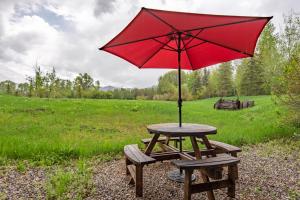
[0,95,295,162]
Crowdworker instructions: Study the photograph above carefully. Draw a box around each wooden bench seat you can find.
[141,136,185,148]
[173,154,240,200]
[124,144,156,197]
[197,139,241,157]
[124,144,156,165]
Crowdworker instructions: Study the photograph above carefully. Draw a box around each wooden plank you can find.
[158,142,169,152]
[190,136,215,199]
[175,159,239,170]
[186,149,217,157]
[127,165,136,184]
[173,155,240,170]
[227,165,236,198]
[202,136,216,157]
[201,173,215,200]
[190,180,231,193]
[136,165,143,197]
[165,136,171,145]
[174,155,239,168]
[124,145,141,164]
[184,169,193,200]
[147,123,217,137]
[180,152,195,160]
[124,144,156,165]
[125,157,131,175]
[198,139,241,153]
[159,143,179,152]
[127,145,146,162]
[150,151,181,161]
[190,136,201,159]
[145,134,160,155]
[141,136,185,144]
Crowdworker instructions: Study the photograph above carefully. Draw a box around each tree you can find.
[202,68,210,87]
[74,75,83,98]
[216,62,234,97]
[81,73,94,90]
[26,76,34,97]
[204,69,218,98]
[157,70,187,100]
[46,67,58,98]
[187,71,203,98]
[33,66,45,97]
[95,80,100,91]
[0,80,16,94]
[256,22,280,94]
[238,58,265,96]
[16,83,29,96]
[273,12,300,127]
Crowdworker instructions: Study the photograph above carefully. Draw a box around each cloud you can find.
[0,0,299,88]
[94,0,116,17]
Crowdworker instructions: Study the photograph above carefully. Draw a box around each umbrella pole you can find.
[177,32,184,177]
[177,32,183,154]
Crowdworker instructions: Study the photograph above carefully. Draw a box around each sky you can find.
[0,0,299,88]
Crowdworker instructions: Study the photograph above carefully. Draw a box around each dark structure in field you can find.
[214,98,255,110]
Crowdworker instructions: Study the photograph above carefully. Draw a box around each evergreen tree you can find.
[205,69,218,98]
[202,68,210,87]
[216,62,234,97]
[235,60,246,96]
[34,66,45,97]
[256,22,280,94]
[187,71,202,98]
[239,58,265,96]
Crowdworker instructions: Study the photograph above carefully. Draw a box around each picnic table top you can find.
[147,123,217,137]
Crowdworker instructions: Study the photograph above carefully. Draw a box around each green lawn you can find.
[0,95,294,163]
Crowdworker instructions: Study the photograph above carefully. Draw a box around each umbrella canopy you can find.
[100,7,272,129]
[100,7,272,69]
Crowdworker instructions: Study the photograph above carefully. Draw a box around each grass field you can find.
[0,94,295,163]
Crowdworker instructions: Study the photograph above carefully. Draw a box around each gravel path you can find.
[0,140,299,200]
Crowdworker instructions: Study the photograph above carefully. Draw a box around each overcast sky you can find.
[0,0,299,88]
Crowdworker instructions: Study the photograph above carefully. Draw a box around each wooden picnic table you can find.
[124,123,241,199]
[145,123,224,200]
[145,123,217,158]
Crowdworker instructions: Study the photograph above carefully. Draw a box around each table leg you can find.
[190,136,215,200]
[145,133,160,155]
[202,136,216,157]
[165,136,170,145]
[190,136,201,159]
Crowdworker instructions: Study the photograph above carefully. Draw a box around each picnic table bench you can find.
[173,154,240,200]
[141,136,185,148]
[124,144,156,196]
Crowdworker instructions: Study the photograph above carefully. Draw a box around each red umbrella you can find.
[100,7,272,128]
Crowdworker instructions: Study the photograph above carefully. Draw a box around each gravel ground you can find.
[0,140,299,200]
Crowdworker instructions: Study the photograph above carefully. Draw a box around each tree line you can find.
[0,12,299,124]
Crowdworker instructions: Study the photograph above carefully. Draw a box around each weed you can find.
[16,161,26,173]
[46,160,92,200]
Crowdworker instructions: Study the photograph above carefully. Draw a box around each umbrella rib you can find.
[140,38,173,68]
[153,38,177,51]
[181,29,204,50]
[182,41,207,51]
[182,40,194,69]
[188,34,253,56]
[183,17,269,33]
[101,32,173,49]
[162,47,178,52]
[144,8,179,31]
